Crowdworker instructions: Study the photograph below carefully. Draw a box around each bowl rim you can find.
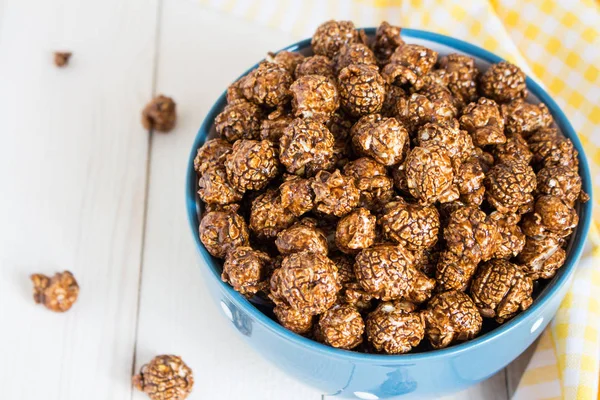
[186,27,593,363]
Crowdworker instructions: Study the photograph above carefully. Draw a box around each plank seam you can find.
[129,0,164,396]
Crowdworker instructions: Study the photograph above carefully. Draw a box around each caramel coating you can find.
[479,61,527,103]
[343,157,394,210]
[199,210,250,258]
[197,166,243,205]
[249,189,297,239]
[193,138,232,175]
[132,355,194,400]
[311,20,362,58]
[438,53,479,109]
[279,118,335,176]
[418,83,458,118]
[417,119,474,164]
[54,51,72,67]
[485,160,537,214]
[142,95,177,133]
[312,169,360,217]
[493,133,533,165]
[490,212,526,259]
[395,93,453,134]
[366,301,425,354]
[414,246,442,278]
[319,304,365,349]
[260,110,294,143]
[222,246,271,296]
[470,259,533,323]
[331,254,354,284]
[279,175,314,217]
[455,160,486,206]
[521,195,578,239]
[335,43,377,73]
[215,99,262,142]
[343,282,375,312]
[335,208,377,254]
[536,165,584,207]
[351,113,408,166]
[354,244,435,302]
[380,199,440,251]
[326,112,354,141]
[338,64,386,117]
[372,22,404,65]
[435,250,479,292]
[444,205,500,263]
[383,44,438,90]
[332,138,353,170]
[226,78,245,104]
[290,75,339,121]
[30,271,79,312]
[240,62,293,107]
[269,252,340,315]
[528,127,579,171]
[273,306,314,335]
[404,145,459,204]
[267,50,305,75]
[517,236,566,280]
[276,220,329,255]
[459,97,506,147]
[423,290,482,349]
[224,139,279,192]
[381,84,406,117]
[501,98,553,137]
[295,55,336,79]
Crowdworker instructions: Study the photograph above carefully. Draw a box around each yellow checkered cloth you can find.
[200,0,600,398]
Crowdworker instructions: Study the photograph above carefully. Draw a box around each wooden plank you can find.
[0,0,159,399]
[441,370,508,400]
[506,341,538,397]
[133,3,321,399]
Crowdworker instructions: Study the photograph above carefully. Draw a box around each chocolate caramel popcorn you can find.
[372,22,404,65]
[423,290,482,349]
[312,20,363,59]
[366,300,424,354]
[224,139,279,192]
[133,355,193,400]
[470,259,533,323]
[31,271,79,312]
[142,95,177,133]
[270,252,340,315]
[295,55,336,79]
[479,61,527,103]
[290,75,339,121]
[215,99,262,142]
[279,117,335,176]
[351,113,408,166]
[319,304,365,349]
[54,51,72,67]
[193,21,585,354]
[239,62,293,107]
[354,244,435,302]
[343,157,394,210]
[335,207,377,254]
[338,64,386,117]
[222,246,271,296]
[199,210,250,258]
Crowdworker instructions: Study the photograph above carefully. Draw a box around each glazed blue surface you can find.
[186,29,593,399]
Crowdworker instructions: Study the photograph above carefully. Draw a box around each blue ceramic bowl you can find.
[186,29,593,399]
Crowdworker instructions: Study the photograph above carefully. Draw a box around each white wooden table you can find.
[0,1,536,398]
